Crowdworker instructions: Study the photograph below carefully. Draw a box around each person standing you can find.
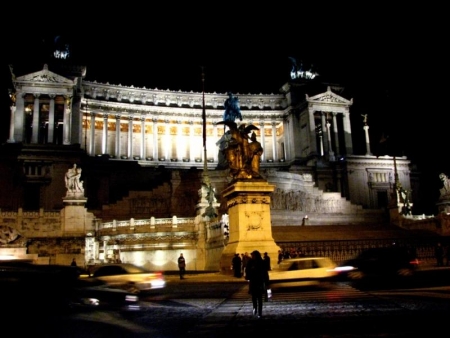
[241,252,250,277]
[70,258,77,267]
[178,253,186,279]
[232,253,242,278]
[277,250,283,265]
[263,252,271,271]
[435,242,444,267]
[245,250,269,318]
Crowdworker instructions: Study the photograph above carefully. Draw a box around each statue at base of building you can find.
[65,164,84,195]
[216,121,263,180]
[439,173,450,198]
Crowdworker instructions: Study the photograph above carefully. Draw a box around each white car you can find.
[268,257,338,289]
[91,263,166,294]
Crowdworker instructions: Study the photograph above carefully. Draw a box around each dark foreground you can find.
[4,263,450,338]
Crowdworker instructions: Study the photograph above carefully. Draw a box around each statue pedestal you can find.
[437,195,450,214]
[219,180,281,274]
[62,196,94,235]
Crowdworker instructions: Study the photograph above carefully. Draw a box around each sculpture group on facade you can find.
[439,173,450,197]
[216,92,264,180]
[216,121,263,180]
[65,164,84,194]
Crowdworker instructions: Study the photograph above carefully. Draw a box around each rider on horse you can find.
[223,92,242,123]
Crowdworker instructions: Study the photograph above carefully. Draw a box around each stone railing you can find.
[98,216,196,235]
[278,238,445,266]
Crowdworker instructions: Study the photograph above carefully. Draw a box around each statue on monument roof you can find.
[288,57,319,80]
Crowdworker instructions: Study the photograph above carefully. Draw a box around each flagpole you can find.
[201,67,210,185]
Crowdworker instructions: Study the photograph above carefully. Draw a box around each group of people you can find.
[232,251,271,278]
[435,242,450,267]
[277,248,306,264]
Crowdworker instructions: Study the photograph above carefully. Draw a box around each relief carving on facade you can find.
[271,188,346,213]
[245,211,263,230]
[0,226,20,245]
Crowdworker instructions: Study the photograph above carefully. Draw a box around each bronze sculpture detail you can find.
[216,121,263,180]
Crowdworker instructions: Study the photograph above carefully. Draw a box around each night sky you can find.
[2,4,449,213]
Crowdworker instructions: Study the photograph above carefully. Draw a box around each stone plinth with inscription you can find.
[219,180,281,275]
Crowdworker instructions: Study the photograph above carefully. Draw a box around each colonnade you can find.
[8,92,72,145]
[311,111,352,160]
[84,112,285,163]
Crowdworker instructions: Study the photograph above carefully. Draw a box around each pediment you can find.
[306,86,352,105]
[15,64,74,85]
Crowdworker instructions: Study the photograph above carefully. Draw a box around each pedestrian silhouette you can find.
[245,250,269,318]
[178,253,186,279]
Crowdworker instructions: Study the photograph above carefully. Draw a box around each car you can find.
[268,257,338,289]
[333,246,420,281]
[71,278,141,311]
[90,263,166,293]
[0,260,141,313]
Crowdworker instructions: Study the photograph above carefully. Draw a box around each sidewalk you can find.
[164,271,247,283]
[164,260,450,284]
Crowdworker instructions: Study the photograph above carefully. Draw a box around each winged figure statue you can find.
[216,121,262,180]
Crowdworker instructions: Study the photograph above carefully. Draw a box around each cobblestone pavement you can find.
[131,268,450,338]
[39,266,450,337]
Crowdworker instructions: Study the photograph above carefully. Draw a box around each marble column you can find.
[127,116,133,158]
[48,95,55,143]
[31,94,40,144]
[63,96,72,145]
[102,113,108,155]
[308,110,318,157]
[283,117,290,161]
[152,118,158,160]
[213,122,218,163]
[164,119,170,160]
[343,111,353,155]
[7,104,16,143]
[321,113,328,156]
[89,112,96,155]
[115,115,121,158]
[140,117,146,159]
[259,120,265,161]
[14,93,25,143]
[332,112,340,158]
[189,121,194,161]
[176,120,182,161]
[364,125,372,156]
[326,120,335,161]
[271,122,277,161]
